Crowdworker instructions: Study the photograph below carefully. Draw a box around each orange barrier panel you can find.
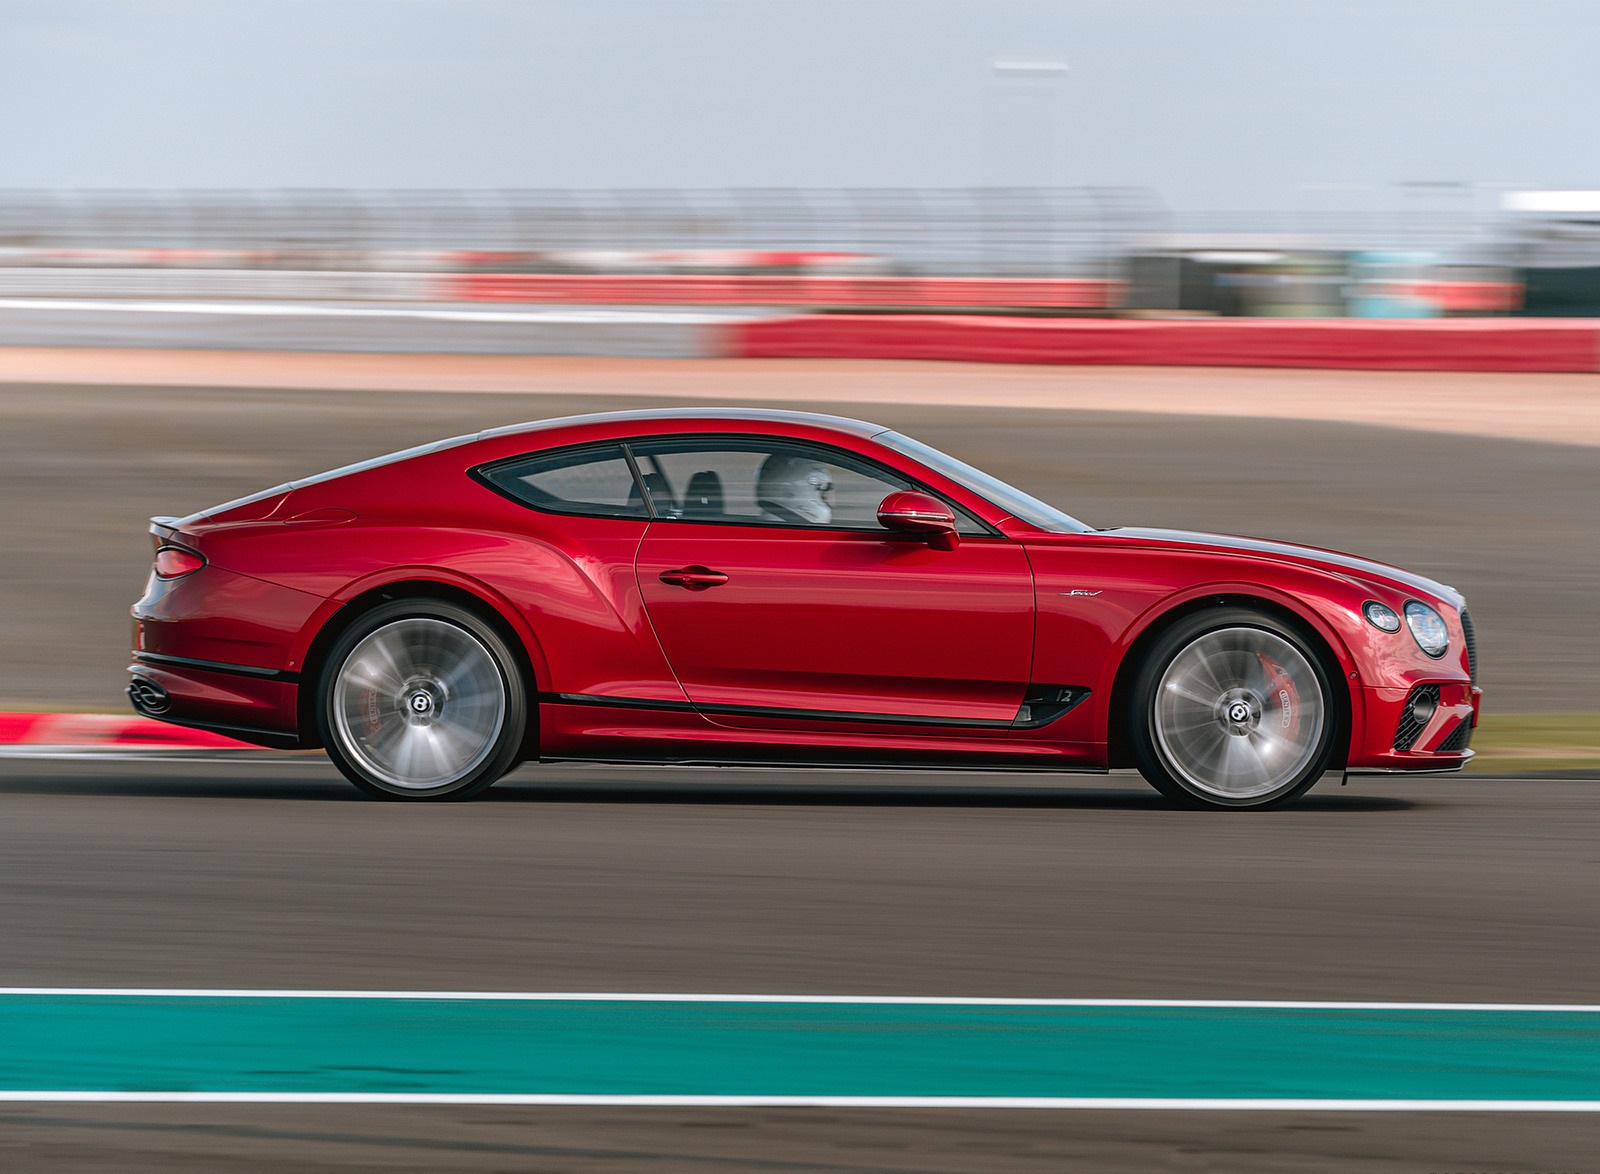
[440,274,1121,309]
[727,315,1600,372]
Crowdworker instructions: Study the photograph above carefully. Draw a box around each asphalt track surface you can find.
[2,372,1599,1168]
[2,759,1599,1170]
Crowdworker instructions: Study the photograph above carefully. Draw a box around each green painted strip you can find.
[1,996,1597,1101]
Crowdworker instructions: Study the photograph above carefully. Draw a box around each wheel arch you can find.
[295,576,546,761]
[1103,588,1355,770]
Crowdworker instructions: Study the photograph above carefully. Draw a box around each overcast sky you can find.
[2,0,1595,211]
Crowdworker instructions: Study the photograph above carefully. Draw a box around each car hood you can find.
[1092,527,1464,609]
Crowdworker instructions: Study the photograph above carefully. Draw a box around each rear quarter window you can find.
[478,445,648,519]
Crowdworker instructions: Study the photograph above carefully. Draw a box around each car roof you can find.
[184,409,896,526]
[475,407,890,442]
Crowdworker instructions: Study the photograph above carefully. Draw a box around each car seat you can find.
[682,470,724,519]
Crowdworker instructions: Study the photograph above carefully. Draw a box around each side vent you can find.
[1014,685,1090,729]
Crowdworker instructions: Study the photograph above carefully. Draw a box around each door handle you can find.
[658,565,729,590]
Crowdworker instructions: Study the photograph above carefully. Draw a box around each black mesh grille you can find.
[1459,609,1477,684]
[1437,719,1473,753]
[1393,684,1440,751]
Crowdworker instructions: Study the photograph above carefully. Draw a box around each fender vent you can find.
[1014,685,1090,729]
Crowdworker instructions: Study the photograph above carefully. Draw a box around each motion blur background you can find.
[2,0,1600,309]
[3,4,1600,1170]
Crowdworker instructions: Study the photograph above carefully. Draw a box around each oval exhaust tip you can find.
[127,677,171,715]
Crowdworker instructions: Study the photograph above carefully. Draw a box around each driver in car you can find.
[755,453,834,525]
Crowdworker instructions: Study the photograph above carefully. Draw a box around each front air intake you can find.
[1393,684,1440,751]
[1437,719,1473,753]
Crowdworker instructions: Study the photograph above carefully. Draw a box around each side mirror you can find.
[877,490,960,551]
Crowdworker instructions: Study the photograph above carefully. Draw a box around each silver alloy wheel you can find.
[1153,626,1326,800]
[331,617,507,791]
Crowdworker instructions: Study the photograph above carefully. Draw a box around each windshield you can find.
[877,432,1090,534]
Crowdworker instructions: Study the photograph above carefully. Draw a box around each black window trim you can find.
[471,433,1006,539]
[470,441,656,521]
[622,433,1002,538]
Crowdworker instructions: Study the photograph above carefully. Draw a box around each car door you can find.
[632,436,1035,729]
[474,441,691,707]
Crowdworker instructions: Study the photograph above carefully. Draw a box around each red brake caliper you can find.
[1256,653,1302,739]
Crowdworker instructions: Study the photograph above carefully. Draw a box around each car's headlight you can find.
[1363,601,1401,632]
[1404,601,1450,658]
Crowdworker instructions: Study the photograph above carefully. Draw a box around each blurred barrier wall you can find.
[0,301,735,357]
[730,315,1600,371]
[3,297,1593,367]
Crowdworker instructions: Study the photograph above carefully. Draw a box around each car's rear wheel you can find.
[1130,607,1337,810]
[317,599,526,800]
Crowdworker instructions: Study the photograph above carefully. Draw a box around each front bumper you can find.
[1349,681,1479,771]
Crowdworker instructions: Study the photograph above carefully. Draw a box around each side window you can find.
[630,438,987,534]
[479,444,648,519]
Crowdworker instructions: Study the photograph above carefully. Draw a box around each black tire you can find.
[315,599,527,801]
[1129,607,1339,810]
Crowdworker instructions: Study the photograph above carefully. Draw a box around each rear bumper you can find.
[126,655,307,749]
[129,560,327,749]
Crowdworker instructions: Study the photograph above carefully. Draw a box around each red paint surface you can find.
[637,523,1034,725]
[125,410,1475,771]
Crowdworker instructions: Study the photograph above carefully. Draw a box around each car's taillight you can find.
[154,545,206,579]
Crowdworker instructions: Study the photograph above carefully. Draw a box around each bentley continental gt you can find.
[128,409,1480,808]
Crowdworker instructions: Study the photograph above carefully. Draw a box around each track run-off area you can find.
[4,990,1600,1110]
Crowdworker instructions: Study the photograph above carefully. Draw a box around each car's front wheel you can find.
[316,599,527,800]
[1130,607,1338,810]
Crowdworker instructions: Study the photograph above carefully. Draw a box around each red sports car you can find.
[128,408,1479,808]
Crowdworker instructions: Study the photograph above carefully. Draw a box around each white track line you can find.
[4,989,1599,1011]
[0,1093,1594,1110]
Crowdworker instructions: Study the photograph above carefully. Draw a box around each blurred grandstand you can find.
[2,186,1595,316]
